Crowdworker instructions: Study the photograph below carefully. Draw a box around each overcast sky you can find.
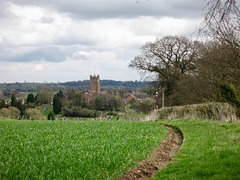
[0,0,205,83]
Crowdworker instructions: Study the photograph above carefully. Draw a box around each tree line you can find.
[0,84,156,120]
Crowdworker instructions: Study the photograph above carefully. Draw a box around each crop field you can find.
[152,119,240,179]
[0,120,167,179]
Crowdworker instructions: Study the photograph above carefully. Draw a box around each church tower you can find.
[90,75,100,95]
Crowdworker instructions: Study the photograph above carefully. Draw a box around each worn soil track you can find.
[120,124,183,180]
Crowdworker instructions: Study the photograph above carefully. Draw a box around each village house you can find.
[5,99,24,107]
[124,92,151,104]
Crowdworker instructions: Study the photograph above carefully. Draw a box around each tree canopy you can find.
[129,35,199,97]
[36,86,54,104]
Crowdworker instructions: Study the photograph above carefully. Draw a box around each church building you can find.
[90,75,100,95]
[84,75,100,103]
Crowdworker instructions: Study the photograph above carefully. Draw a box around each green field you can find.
[1,119,240,179]
[0,120,167,179]
[152,119,240,179]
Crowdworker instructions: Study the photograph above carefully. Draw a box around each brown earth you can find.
[120,124,183,180]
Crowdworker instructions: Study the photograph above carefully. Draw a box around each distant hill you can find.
[60,80,150,88]
[0,80,151,92]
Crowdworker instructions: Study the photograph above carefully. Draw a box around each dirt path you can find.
[120,124,183,180]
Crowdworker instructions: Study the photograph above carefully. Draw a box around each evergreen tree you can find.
[53,91,64,114]
[27,93,35,103]
[58,90,64,98]
[53,95,62,114]
[0,99,5,109]
[11,94,18,107]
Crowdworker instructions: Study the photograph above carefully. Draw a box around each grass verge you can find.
[0,120,167,179]
[151,119,240,179]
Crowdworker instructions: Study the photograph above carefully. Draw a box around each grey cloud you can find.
[40,16,55,24]
[19,47,71,62]
[0,31,97,62]
[3,0,205,19]
[0,1,14,18]
[71,53,88,61]
[0,46,77,62]
[54,35,96,46]
[0,0,204,64]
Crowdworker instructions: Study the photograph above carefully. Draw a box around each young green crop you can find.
[151,119,240,179]
[0,120,167,179]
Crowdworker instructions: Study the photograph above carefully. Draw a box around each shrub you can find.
[63,106,96,118]
[24,108,46,120]
[130,102,140,110]
[0,108,11,118]
[95,111,103,117]
[219,83,240,116]
[48,111,55,120]
[219,83,240,106]
[121,107,137,120]
[9,107,21,119]
[127,97,140,110]
[157,102,239,122]
[62,106,73,117]
[0,107,20,119]
[79,108,95,117]
[139,98,155,113]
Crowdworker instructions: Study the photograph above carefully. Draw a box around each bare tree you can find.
[205,0,239,21]
[199,0,240,90]
[201,0,240,56]
[129,35,198,96]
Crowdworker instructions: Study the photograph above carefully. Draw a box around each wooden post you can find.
[162,93,164,108]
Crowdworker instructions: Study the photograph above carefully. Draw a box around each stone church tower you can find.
[90,75,100,95]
